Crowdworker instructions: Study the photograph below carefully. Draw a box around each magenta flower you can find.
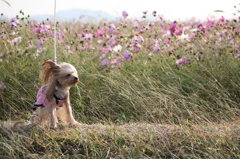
[176,56,189,66]
[206,19,214,28]
[169,22,177,34]
[122,10,128,19]
[219,16,225,23]
[94,29,105,38]
[197,24,205,33]
[34,24,53,38]
[175,29,183,35]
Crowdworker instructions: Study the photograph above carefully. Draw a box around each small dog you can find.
[33,60,80,128]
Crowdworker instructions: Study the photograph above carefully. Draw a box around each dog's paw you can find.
[50,125,58,129]
[70,121,81,127]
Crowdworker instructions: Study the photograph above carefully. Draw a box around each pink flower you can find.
[102,46,111,54]
[34,24,53,38]
[0,82,6,89]
[57,31,64,39]
[175,29,183,35]
[11,38,19,44]
[123,50,133,60]
[188,33,195,40]
[130,43,141,53]
[109,24,115,32]
[97,40,103,44]
[101,59,111,66]
[234,54,240,58]
[132,36,144,44]
[176,56,189,66]
[94,30,105,38]
[206,19,214,28]
[153,44,160,53]
[10,18,19,26]
[85,33,93,39]
[157,15,163,19]
[163,39,169,44]
[122,10,128,19]
[197,24,205,33]
[36,38,43,50]
[219,16,225,23]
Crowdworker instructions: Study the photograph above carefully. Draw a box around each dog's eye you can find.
[66,74,71,77]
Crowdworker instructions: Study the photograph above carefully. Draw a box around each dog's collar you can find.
[53,94,66,104]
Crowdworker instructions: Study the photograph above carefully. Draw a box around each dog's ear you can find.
[46,78,58,101]
[42,60,61,71]
[42,60,61,84]
[41,60,61,101]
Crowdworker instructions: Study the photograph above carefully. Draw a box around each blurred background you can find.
[0,0,239,22]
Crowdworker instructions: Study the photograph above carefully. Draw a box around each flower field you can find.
[0,8,240,158]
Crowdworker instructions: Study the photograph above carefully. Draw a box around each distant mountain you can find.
[30,9,118,22]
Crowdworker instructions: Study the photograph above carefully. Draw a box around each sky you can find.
[0,0,239,21]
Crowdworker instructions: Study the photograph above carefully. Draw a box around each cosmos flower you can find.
[234,54,240,58]
[109,24,116,32]
[94,30,105,38]
[132,36,144,44]
[0,82,6,89]
[10,18,19,26]
[169,22,177,34]
[219,16,225,23]
[113,45,122,52]
[175,29,183,35]
[122,10,128,19]
[102,46,111,54]
[176,56,189,66]
[123,50,133,60]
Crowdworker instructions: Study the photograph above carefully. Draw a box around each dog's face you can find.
[57,63,79,87]
[42,60,79,88]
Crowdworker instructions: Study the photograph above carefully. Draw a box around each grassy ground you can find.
[1,120,239,158]
[0,10,240,158]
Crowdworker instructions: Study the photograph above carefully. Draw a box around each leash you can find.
[53,0,57,63]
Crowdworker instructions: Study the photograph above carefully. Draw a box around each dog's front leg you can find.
[49,101,58,128]
[63,97,80,127]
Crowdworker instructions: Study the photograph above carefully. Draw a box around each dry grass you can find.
[1,119,239,158]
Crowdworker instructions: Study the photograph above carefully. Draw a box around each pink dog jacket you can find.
[34,85,65,110]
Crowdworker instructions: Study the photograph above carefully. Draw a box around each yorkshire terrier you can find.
[32,60,80,128]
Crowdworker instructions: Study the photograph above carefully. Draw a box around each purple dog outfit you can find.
[33,85,66,110]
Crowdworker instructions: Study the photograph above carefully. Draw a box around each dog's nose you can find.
[75,77,78,81]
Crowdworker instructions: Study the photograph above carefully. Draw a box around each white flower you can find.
[113,45,122,52]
